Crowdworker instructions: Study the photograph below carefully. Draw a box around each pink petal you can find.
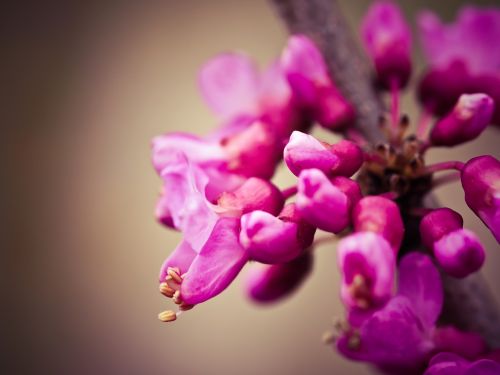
[296,169,351,233]
[160,153,219,251]
[159,240,197,282]
[198,53,260,119]
[398,252,443,329]
[240,210,303,264]
[244,252,313,303]
[180,217,249,304]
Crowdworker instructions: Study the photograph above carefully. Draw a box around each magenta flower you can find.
[461,155,500,243]
[296,170,361,233]
[337,232,395,310]
[159,217,248,306]
[239,203,315,264]
[361,1,412,89]
[284,131,363,177]
[420,208,485,278]
[199,52,292,124]
[281,35,355,130]
[244,252,313,304]
[352,196,404,253]
[337,253,443,372]
[430,94,494,147]
[424,352,500,375]
[418,7,500,124]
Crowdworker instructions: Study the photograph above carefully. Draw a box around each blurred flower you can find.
[361,0,412,89]
[418,7,500,124]
[424,352,500,375]
[281,35,355,130]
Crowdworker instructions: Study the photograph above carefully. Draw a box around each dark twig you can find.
[270,0,500,349]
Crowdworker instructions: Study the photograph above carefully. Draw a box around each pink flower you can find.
[421,208,485,278]
[337,253,443,372]
[461,155,500,243]
[284,131,363,177]
[217,177,284,217]
[424,352,500,375]
[244,252,313,303]
[430,94,494,147]
[418,7,500,124]
[159,217,248,305]
[199,53,292,124]
[337,232,395,310]
[352,196,404,253]
[239,203,315,264]
[296,169,361,233]
[281,35,355,131]
[361,1,412,89]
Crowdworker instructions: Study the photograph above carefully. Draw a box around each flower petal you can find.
[198,53,260,119]
[159,240,197,282]
[180,217,249,304]
[398,252,443,328]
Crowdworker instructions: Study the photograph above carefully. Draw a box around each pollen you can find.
[158,310,177,323]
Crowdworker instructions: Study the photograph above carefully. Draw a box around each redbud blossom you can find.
[424,352,500,375]
[430,94,494,147]
[284,131,363,177]
[352,196,404,252]
[421,208,485,278]
[244,252,313,303]
[461,155,500,243]
[296,169,361,233]
[217,177,284,217]
[239,204,315,264]
[337,232,395,310]
[361,1,412,89]
[418,7,500,124]
[281,35,355,130]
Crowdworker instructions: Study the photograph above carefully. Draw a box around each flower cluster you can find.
[151,1,500,373]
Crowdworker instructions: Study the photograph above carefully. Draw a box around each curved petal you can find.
[180,217,249,304]
[198,53,260,119]
[398,252,443,329]
[159,240,197,282]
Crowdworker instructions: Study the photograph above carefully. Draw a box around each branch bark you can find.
[270,0,500,349]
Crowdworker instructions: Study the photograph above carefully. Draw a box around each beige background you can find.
[3,1,499,374]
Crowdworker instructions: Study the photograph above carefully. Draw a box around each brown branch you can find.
[270,0,500,349]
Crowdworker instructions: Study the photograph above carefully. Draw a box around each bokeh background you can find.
[3,0,499,374]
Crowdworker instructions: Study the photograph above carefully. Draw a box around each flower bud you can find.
[337,232,395,309]
[461,155,500,243]
[297,169,361,233]
[281,35,354,130]
[361,1,412,89]
[430,94,494,146]
[352,196,404,253]
[244,252,312,303]
[222,121,282,179]
[284,131,363,177]
[419,208,463,250]
[217,177,284,216]
[434,229,485,278]
[240,204,315,264]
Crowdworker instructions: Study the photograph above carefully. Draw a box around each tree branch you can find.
[270,0,500,349]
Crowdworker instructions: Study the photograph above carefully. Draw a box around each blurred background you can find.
[2,0,499,374]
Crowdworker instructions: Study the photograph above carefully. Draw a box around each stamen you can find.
[173,290,182,305]
[158,310,177,322]
[159,282,175,298]
[167,267,183,284]
[347,332,361,350]
[322,331,338,344]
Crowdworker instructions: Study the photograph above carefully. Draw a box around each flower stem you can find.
[416,107,433,140]
[390,79,400,138]
[281,185,298,200]
[425,161,465,174]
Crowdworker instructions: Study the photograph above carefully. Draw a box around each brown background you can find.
[3,1,499,374]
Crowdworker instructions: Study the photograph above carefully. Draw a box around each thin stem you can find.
[416,107,433,140]
[425,161,465,174]
[390,79,400,137]
[281,185,298,200]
